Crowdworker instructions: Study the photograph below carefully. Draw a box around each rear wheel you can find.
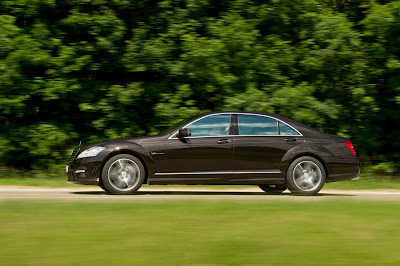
[286,156,326,196]
[258,184,286,194]
[101,154,145,195]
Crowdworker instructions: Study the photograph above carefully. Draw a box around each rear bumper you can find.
[325,156,360,183]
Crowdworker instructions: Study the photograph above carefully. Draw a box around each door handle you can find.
[285,138,297,142]
[217,139,230,144]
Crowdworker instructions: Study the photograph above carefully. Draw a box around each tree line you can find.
[0,0,399,173]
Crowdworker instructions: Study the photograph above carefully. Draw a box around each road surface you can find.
[1,186,400,201]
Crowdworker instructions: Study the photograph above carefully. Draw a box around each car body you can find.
[66,111,360,195]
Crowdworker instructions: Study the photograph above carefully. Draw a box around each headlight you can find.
[77,146,105,159]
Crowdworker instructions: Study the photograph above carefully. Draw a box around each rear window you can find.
[279,121,300,135]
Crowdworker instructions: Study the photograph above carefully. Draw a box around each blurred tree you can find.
[0,0,398,171]
[362,1,400,167]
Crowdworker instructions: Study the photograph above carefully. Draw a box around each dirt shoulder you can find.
[1,185,400,202]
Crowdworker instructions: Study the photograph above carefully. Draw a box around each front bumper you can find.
[66,157,103,185]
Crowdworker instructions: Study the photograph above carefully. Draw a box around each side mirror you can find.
[177,128,191,138]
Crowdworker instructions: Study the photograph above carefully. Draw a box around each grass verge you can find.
[0,200,399,265]
[325,169,400,189]
[0,167,80,187]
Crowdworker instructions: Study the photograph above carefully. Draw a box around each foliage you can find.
[0,0,399,170]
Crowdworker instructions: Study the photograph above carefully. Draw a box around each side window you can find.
[279,121,300,135]
[185,114,231,137]
[238,114,278,135]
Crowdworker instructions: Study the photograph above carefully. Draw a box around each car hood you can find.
[79,135,162,150]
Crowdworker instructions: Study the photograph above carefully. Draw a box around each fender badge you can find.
[151,151,164,156]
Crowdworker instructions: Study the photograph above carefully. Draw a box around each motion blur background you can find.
[0,0,399,175]
[2,2,400,265]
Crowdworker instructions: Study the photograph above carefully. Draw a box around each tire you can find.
[258,184,286,194]
[98,181,107,192]
[101,154,145,195]
[286,156,326,196]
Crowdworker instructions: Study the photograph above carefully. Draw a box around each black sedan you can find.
[66,111,360,195]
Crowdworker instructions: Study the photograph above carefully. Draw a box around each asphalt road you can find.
[1,186,400,201]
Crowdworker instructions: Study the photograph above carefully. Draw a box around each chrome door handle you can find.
[285,138,297,142]
[217,139,230,144]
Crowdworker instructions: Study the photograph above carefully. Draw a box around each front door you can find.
[156,113,234,184]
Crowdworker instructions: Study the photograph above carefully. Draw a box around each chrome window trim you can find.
[155,170,281,175]
[233,134,300,137]
[168,112,302,140]
[169,134,300,140]
[169,135,233,139]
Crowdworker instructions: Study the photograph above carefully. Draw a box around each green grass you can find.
[325,178,400,190]
[0,167,80,187]
[1,166,400,190]
[0,200,400,265]
[325,170,400,190]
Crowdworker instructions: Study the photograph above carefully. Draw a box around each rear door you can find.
[232,114,303,183]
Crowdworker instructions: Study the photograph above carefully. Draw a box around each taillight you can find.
[345,140,356,156]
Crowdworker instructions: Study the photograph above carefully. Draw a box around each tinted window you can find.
[238,114,278,135]
[186,114,231,137]
[279,121,300,135]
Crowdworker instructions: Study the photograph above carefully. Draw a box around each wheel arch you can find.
[100,150,149,185]
[284,153,328,180]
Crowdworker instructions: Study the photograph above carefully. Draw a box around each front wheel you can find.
[99,181,107,192]
[101,154,145,195]
[286,156,326,196]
